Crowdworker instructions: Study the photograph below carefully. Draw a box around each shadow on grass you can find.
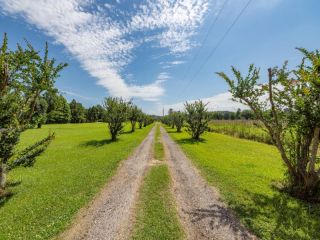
[231,191,320,239]
[0,192,13,208]
[185,203,252,239]
[80,139,115,147]
[122,131,134,135]
[0,181,20,208]
[176,138,207,145]
[166,129,180,133]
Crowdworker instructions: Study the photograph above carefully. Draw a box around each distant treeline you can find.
[32,91,129,127]
[207,109,255,120]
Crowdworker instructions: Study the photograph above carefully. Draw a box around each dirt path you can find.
[161,127,256,240]
[60,127,155,240]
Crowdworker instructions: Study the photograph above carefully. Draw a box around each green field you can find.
[167,127,320,240]
[0,123,153,240]
[209,120,272,144]
[132,164,184,240]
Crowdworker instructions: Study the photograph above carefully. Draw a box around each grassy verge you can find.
[166,126,320,240]
[132,164,184,240]
[154,124,164,160]
[0,123,153,240]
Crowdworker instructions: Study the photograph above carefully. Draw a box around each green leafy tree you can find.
[31,97,48,128]
[184,100,209,140]
[45,92,71,123]
[128,104,139,132]
[86,105,106,122]
[19,42,67,127]
[103,97,128,141]
[69,99,86,123]
[216,48,320,200]
[173,111,184,132]
[0,34,61,194]
[137,110,145,129]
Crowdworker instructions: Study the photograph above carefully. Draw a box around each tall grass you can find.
[209,120,273,145]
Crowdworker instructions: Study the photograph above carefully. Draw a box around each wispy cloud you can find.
[61,90,98,102]
[0,0,210,101]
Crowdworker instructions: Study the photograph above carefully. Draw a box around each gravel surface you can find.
[161,127,257,240]
[60,127,155,240]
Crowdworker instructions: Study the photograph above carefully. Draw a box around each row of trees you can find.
[104,97,153,141]
[0,33,154,197]
[0,34,64,195]
[162,100,210,140]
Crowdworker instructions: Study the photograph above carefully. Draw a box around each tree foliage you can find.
[217,48,320,201]
[128,104,140,132]
[103,97,128,141]
[184,100,209,140]
[0,33,65,193]
[172,111,184,132]
[69,99,86,123]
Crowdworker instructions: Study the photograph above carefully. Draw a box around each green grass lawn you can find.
[166,127,320,240]
[154,123,164,160]
[0,123,153,240]
[132,164,184,240]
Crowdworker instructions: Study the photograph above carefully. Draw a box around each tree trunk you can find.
[309,127,320,173]
[0,163,7,190]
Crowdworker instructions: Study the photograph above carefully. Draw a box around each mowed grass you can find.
[132,164,184,240]
[154,124,164,160]
[167,127,320,240]
[0,123,153,240]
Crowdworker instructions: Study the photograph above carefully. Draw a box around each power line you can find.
[177,0,253,102]
[177,0,229,86]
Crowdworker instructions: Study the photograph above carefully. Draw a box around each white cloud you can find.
[61,90,97,101]
[130,0,209,54]
[163,92,248,114]
[0,0,210,101]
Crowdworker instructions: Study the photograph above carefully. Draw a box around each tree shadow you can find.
[176,138,207,145]
[184,203,252,239]
[80,139,115,147]
[121,131,133,135]
[0,191,13,208]
[231,190,320,239]
[0,181,20,208]
[6,180,22,187]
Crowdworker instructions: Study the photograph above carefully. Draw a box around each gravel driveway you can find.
[161,127,256,240]
[60,127,155,240]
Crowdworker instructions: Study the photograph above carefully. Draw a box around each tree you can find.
[241,109,255,120]
[168,108,175,128]
[236,108,241,119]
[45,92,71,124]
[0,34,60,194]
[69,99,86,123]
[173,111,184,132]
[103,97,128,141]
[128,104,139,132]
[137,110,145,129]
[19,42,67,128]
[31,97,48,128]
[184,100,209,140]
[216,48,320,200]
[86,105,106,122]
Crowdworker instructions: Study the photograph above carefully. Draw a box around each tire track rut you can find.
[161,127,256,240]
[60,127,155,240]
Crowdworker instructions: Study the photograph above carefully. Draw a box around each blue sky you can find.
[0,0,319,115]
